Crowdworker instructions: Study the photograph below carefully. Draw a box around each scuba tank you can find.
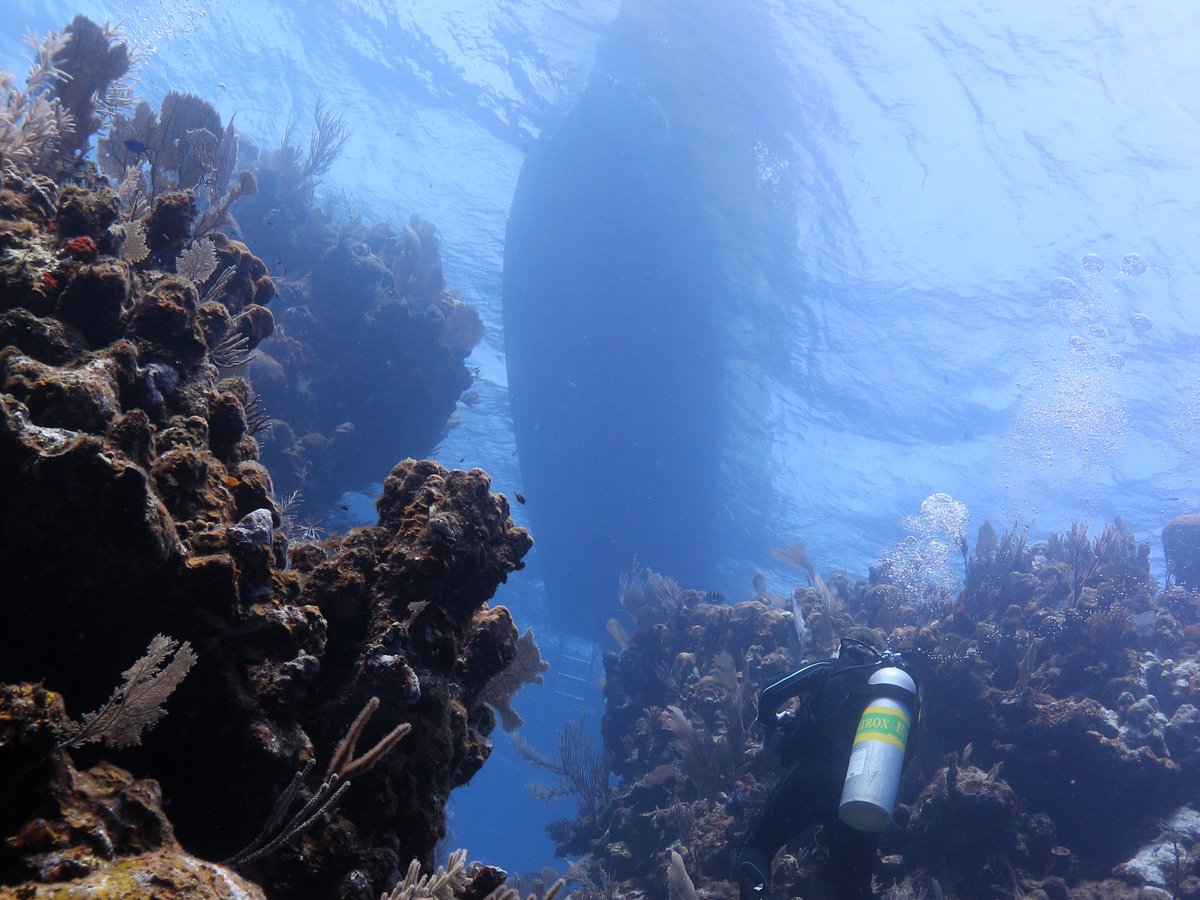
[838,666,917,832]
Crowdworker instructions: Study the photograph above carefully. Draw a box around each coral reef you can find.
[1164,513,1200,591]
[1,18,131,178]
[241,203,482,515]
[99,90,225,200]
[52,16,133,162]
[0,23,538,900]
[0,683,263,898]
[553,516,1200,900]
[173,101,482,515]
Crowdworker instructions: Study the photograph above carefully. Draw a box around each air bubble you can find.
[1129,313,1152,333]
[1050,276,1078,298]
[1120,253,1147,276]
[1081,253,1104,274]
[878,494,969,612]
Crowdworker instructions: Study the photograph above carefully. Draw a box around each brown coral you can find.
[54,258,133,345]
[0,74,544,900]
[210,231,273,313]
[124,275,206,359]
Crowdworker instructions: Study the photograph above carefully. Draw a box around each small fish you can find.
[514,492,526,505]
[124,138,148,155]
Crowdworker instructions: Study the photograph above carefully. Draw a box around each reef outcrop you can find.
[233,133,483,516]
[1165,513,1200,591]
[1,683,265,898]
[551,519,1200,900]
[0,21,539,900]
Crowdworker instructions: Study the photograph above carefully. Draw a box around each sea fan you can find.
[177,237,218,283]
[119,216,149,263]
[439,300,484,354]
[479,628,549,731]
[64,633,197,749]
[114,163,149,219]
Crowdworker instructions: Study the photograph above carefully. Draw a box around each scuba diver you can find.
[736,631,921,900]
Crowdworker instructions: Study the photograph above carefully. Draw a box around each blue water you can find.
[6,0,1199,876]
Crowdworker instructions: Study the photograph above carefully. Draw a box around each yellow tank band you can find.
[852,705,910,749]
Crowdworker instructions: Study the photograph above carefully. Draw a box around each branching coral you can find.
[516,716,611,821]
[225,761,350,869]
[325,695,411,781]
[0,30,74,174]
[383,849,531,900]
[384,849,474,900]
[256,98,353,205]
[301,97,352,184]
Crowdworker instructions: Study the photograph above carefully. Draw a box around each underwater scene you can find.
[1,1,1198,898]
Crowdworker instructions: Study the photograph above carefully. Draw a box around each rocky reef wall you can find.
[0,20,539,899]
